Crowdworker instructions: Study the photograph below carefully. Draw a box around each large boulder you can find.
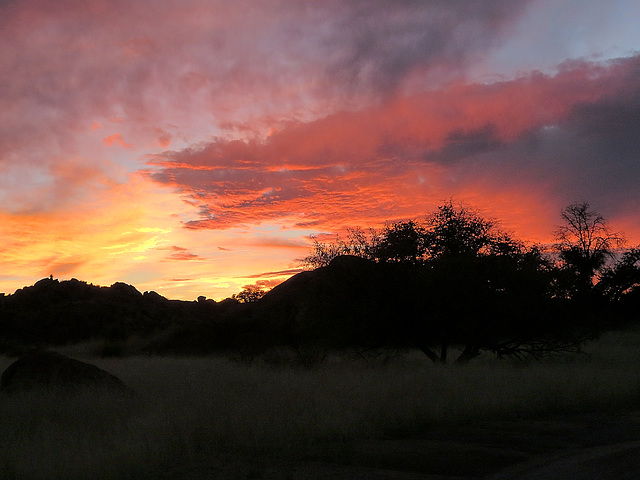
[0,350,134,396]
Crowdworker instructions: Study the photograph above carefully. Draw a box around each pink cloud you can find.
[144,55,640,243]
[103,133,133,148]
[0,0,532,227]
[155,129,172,148]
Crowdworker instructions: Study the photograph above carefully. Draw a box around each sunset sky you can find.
[2,0,639,300]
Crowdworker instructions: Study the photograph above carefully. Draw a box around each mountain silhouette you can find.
[0,278,217,353]
[252,255,423,348]
[0,253,629,361]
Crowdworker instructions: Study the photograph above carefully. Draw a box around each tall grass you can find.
[1,328,640,479]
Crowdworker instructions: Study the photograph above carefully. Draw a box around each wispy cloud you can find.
[245,268,305,279]
[161,246,206,262]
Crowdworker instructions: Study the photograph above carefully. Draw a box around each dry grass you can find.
[1,328,640,479]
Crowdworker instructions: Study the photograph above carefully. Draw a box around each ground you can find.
[3,331,640,479]
[160,409,640,479]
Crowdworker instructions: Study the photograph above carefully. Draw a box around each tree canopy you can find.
[295,200,640,364]
[554,202,625,292]
[301,201,582,363]
[423,201,516,258]
[304,200,517,268]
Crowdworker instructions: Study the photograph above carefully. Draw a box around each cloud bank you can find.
[146,55,640,241]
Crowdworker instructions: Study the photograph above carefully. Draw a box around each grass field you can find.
[1,327,640,479]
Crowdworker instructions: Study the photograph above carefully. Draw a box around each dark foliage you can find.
[231,285,266,303]
[293,200,635,363]
[423,200,513,258]
[554,202,625,293]
[595,246,640,325]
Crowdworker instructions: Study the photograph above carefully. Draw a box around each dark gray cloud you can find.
[540,81,640,215]
[428,124,503,163]
[322,0,531,96]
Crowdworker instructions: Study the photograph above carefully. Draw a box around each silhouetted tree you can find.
[304,200,518,268]
[554,202,625,293]
[232,285,266,303]
[424,200,518,259]
[304,233,352,269]
[346,227,381,260]
[371,221,427,264]
[597,246,640,302]
[299,200,587,364]
[415,203,566,363]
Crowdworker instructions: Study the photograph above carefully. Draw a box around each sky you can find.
[1,0,639,300]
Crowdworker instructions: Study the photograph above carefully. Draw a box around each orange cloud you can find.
[103,133,133,148]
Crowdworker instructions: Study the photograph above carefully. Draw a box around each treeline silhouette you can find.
[1,200,638,362]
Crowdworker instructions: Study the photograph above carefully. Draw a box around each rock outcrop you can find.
[0,350,134,396]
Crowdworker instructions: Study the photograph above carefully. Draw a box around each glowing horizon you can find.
[1,0,639,300]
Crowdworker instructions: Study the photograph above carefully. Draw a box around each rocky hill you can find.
[0,277,218,353]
